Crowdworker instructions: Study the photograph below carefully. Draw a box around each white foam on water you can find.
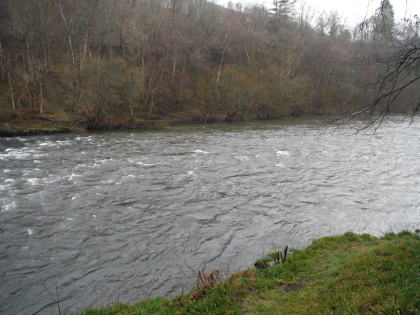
[136,161,160,167]
[276,163,286,168]
[187,170,195,176]
[0,150,31,160]
[194,150,209,154]
[276,150,290,157]
[27,178,40,185]
[33,153,47,158]
[42,175,61,184]
[56,140,72,145]
[3,169,11,173]
[39,141,58,148]
[68,173,80,181]
[101,179,115,184]
[235,155,250,162]
[92,159,111,168]
[27,228,33,236]
[65,217,74,221]
[2,201,16,212]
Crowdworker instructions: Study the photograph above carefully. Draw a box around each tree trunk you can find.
[129,103,134,121]
[216,25,230,85]
[0,41,4,79]
[8,72,16,112]
[58,0,75,65]
[39,80,44,114]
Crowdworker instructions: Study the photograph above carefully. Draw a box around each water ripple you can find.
[0,119,420,314]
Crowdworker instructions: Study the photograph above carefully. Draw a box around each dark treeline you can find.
[0,0,418,129]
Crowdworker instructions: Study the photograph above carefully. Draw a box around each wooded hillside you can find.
[0,0,418,130]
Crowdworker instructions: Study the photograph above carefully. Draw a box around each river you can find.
[1,118,419,314]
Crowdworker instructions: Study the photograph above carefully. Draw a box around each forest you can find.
[0,0,419,131]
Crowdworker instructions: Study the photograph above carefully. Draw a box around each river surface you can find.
[1,119,420,314]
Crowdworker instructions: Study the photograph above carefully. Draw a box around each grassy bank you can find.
[81,232,419,315]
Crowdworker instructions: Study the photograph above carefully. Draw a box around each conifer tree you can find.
[372,0,395,41]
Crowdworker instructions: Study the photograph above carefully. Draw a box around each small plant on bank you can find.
[186,265,221,301]
[254,245,289,270]
[80,232,420,315]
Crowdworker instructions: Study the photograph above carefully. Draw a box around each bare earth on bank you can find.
[81,232,420,315]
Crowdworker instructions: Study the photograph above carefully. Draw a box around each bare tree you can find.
[366,41,420,126]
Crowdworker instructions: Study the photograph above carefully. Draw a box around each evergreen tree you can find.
[272,0,296,18]
[372,0,395,41]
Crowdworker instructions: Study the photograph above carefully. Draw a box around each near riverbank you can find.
[81,231,420,315]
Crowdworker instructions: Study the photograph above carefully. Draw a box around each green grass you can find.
[81,232,420,315]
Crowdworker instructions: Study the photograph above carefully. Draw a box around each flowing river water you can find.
[1,119,420,314]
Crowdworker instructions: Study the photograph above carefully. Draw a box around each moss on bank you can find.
[81,232,420,315]
[0,110,171,137]
[0,122,73,137]
[0,108,333,137]
[0,110,80,137]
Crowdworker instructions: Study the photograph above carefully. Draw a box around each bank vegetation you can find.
[0,0,419,134]
[81,231,420,314]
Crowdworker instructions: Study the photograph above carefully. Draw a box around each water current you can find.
[1,119,419,314]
